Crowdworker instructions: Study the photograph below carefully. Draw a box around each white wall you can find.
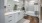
[25,1,34,11]
[6,0,15,12]
[0,0,5,23]
[25,0,39,11]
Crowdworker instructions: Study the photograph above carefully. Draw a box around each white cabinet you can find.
[5,13,15,23]
[18,11,24,21]
[15,11,24,23]
[5,11,24,23]
[14,13,18,23]
[14,11,24,23]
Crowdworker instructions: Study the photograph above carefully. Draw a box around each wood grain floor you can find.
[17,15,39,23]
[24,15,39,23]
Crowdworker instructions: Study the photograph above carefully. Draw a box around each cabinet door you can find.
[8,14,14,20]
[8,19,14,23]
[18,12,20,21]
[8,14,14,23]
[5,14,15,23]
[20,11,24,19]
[18,11,24,21]
[5,15,9,23]
[14,13,18,23]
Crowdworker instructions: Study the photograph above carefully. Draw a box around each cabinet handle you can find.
[18,12,20,15]
[8,20,12,22]
[9,16,12,18]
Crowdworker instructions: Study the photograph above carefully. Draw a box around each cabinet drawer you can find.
[8,19,14,23]
[14,13,18,23]
[8,14,14,19]
[5,14,15,23]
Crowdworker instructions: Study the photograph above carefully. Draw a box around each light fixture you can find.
[13,0,19,2]
[29,1,34,5]
[29,1,35,3]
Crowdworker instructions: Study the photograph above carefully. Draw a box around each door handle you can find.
[8,20,12,22]
[8,16,12,18]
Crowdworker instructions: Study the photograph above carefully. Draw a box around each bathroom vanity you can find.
[0,0,24,23]
[5,10,24,23]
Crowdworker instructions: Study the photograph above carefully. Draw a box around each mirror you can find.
[5,0,23,12]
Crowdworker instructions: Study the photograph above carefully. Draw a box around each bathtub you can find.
[25,11,38,17]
